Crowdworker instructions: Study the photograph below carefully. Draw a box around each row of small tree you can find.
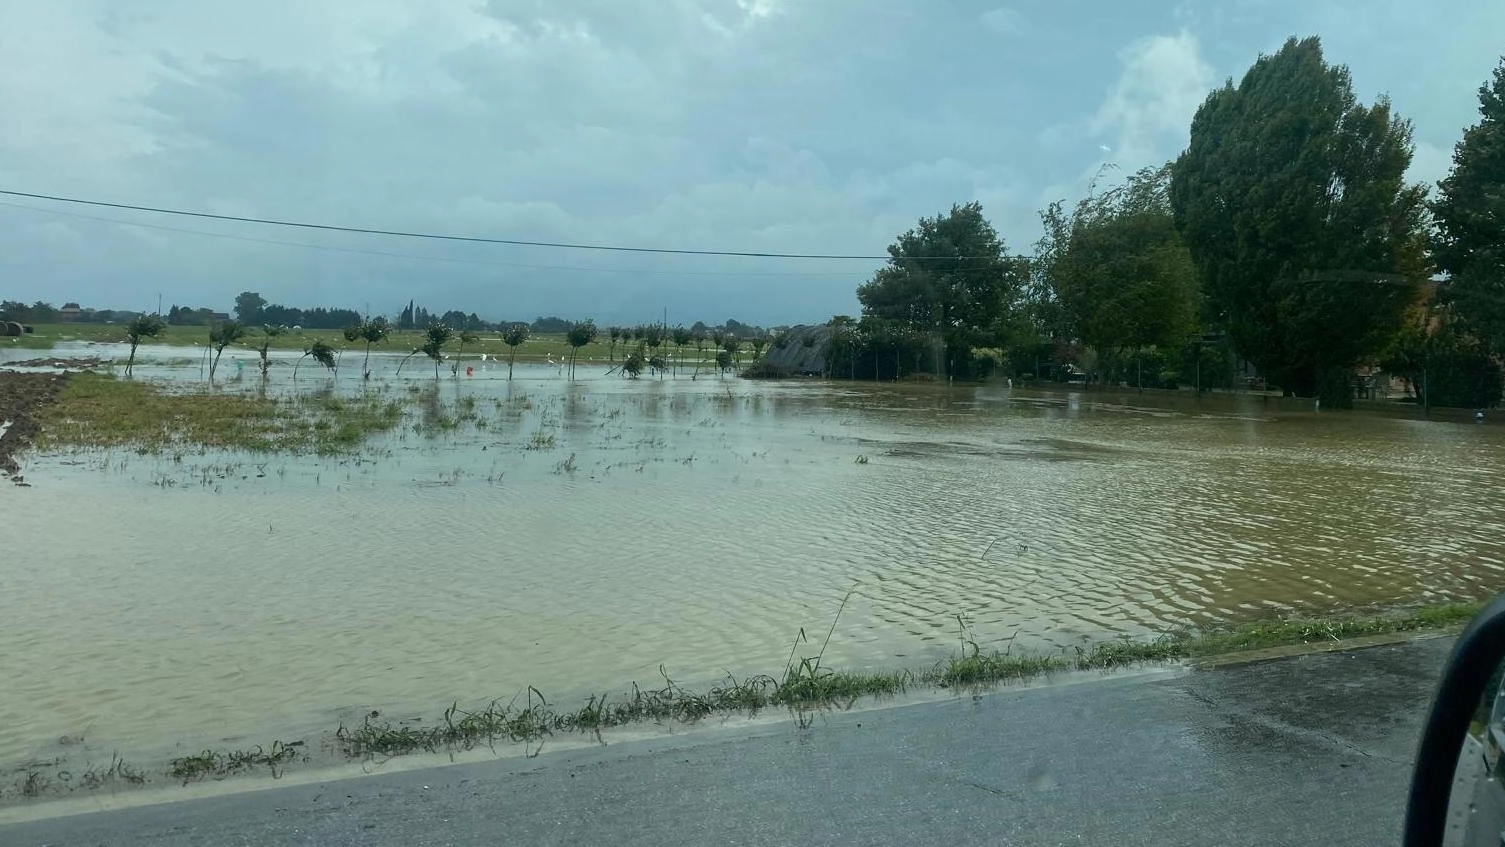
[604,324,765,377]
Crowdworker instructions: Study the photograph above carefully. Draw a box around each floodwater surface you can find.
[3,344,1503,778]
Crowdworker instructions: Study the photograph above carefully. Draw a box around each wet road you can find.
[0,636,1451,846]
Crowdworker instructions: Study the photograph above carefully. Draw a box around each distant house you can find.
[58,303,82,322]
[210,312,231,322]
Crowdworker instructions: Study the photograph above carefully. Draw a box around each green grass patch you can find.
[35,372,404,455]
[2,333,57,350]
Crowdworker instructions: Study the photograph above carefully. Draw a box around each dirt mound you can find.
[0,371,71,482]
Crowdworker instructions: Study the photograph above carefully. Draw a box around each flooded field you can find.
[4,342,1504,779]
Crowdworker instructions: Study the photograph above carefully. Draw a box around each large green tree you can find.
[1170,36,1428,407]
[857,202,1026,377]
[1040,165,1199,384]
[233,291,267,324]
[1432,59,1505,355]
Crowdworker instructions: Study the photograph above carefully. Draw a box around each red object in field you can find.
[466,366,474,376]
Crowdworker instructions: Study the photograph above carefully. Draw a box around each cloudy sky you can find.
[0,0,1500,326]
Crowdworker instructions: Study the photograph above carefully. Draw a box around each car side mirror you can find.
[1406,594,1505,846]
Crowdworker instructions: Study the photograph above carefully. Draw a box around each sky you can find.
[0,0,1501,326]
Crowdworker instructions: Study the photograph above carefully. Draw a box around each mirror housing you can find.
[1406,593,1505,845]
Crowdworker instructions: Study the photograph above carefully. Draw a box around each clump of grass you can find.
[168,740,305,785]
[79,754,147,790]
[932,651,1068,686]
[527,431,556,450]
[939,602,1485,682]
[34,373,404,455]
[334,662,912,762]
[1168,601,1481,658]
[19,770,51,798]
[10,600,1483,798]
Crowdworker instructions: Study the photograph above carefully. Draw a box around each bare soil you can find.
[0,370,72,483]
[5,357,104,369]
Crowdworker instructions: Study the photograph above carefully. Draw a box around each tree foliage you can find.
[1039,165,1199,379]
[565,319,598,379]
[1170,36,1428,406]
[399,323,453,378]
[451,329,480,376]
[294,339,338,379]
[208,320,246,381]
[233,291,267,324]
[255,324,287,377]
[342,317,390,380]
[622,348,645,378]
[421,323,452,378]
[123,314,166,375]
[1380,296,1504,409]
[856,202,1026,376]
[501,323,529,380]
[670,325,693,376]
[1432,59,1505,356]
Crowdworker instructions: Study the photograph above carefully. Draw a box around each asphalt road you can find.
[0,636,1453,846]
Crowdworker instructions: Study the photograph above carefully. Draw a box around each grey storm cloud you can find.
[0,0,1499,325]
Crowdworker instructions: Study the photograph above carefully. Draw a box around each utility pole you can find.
[1423,363,1430,418]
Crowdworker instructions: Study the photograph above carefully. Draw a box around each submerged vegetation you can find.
[293,339,338,379]
[35,372,404,454]
[300,599,1490,763]
[0,599,1478,803]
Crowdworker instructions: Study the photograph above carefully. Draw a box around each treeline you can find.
[225,295,771,339]
[0,300,143,325]
[834,37,1505,410]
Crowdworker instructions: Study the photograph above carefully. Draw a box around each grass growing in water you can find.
[168,740,305,785]
[1,600,1482,802]
[35,373,404,454]
[342,601,1480,758]
[332,600,1481,761]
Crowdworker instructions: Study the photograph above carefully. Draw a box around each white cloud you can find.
[1091,30,1215,170]
[0,1,1494,323]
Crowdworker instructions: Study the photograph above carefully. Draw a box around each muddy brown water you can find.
[3,344,1503,780]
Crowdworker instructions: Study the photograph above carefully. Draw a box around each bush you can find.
[741,360,793,379]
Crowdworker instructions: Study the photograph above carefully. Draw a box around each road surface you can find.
[1,635,1453,846]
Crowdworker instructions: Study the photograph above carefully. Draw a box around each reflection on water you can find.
[3,348,1504,771]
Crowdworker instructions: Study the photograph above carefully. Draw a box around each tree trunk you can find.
[1316,365,1354,410]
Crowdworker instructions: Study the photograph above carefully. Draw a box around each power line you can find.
[0,200,866,278]
[0,188,1002,261]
